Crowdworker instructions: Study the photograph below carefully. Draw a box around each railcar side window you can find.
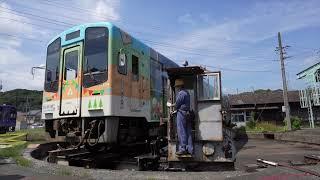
[132,55,139,81]
[83,27,108,87]
[45,38,61,92]
[64,50,78,80]
[118,53,127,75]
[198,74,220,100]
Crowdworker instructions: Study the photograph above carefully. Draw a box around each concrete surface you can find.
[0,139,320,179]
[275,128,320,144]
[245,128,320,145]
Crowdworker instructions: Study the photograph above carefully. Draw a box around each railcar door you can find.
[59,42,82,116]
[197,72,223,141]
[150,59,165,121]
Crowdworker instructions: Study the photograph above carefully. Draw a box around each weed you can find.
[0,141,27,157]
[14,156,32,167]
[56,168,72,176]
[291,116,302,130]
[246,122,286,132]
[19,128,46,142]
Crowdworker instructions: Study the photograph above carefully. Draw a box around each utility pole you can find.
[277,32,291,130]
[25,96,31,127]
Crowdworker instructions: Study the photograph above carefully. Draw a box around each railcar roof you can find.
[47,22,114,46]
[167,66,205,76]
[0,104,16,108]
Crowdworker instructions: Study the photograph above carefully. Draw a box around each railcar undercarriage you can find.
[43,117,234,171]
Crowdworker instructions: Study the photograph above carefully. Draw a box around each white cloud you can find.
[0,0,122,91]
[0,47,30,65]
[0,2,44,90]
[178,13,195,25]
[0,36,21,48]
[74,0,120,22]
[303,55,320,67]
[0,2,33,35]
[161,1,320,67]
[0,66,44,91]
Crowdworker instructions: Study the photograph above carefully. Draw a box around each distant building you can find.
[297,62,320,128]
[25,109,42,124]
[16,111,27,130]
[16,111,27,122]
[229,90,311,127]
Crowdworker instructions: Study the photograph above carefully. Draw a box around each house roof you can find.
[229,90,300,106]
[27,109,42,116]
[297,62,320,77]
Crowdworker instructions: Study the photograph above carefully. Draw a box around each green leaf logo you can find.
[88,100,92,109]
[99,99,103,108]
[93,99,97,109]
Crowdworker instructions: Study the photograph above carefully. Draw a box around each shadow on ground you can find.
[234,130,249,154]
[0,174,25,180]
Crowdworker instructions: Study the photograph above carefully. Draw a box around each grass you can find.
[246,122,287,132]
[0,141,27,157]
[19,128,46,142]
[0,140,32,167]
[0,128,46,167]
[14,156,32,167]
[234,122,287,133]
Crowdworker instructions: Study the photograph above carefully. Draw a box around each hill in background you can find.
[0,89,42,111]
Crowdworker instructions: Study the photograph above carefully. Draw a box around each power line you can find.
[0,8,279,63]
[42,0,119,20]
[0,31,276,73]
[0,16,65,31]
[0,32,44,42]
[2,1,243,53]
[0,6,74,27]
[0,1,301,72]
[13,0,281,50]
[2,1,287,61]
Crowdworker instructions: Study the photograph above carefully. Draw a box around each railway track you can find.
[31,142,235,171]
[31,142,165,171]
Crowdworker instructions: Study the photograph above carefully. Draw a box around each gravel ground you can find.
[1,138,320,180]
[22,148,246,180]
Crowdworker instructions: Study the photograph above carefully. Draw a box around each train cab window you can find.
[118,53,127,75]
[83,27,108,87]
[198,74,220,100]
[132,55,139,81]
[45,37,61,92]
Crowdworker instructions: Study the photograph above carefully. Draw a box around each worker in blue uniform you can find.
[174,79,193,155]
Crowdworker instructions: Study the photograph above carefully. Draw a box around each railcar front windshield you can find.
[45,38,61,92]
[83,27,109,88]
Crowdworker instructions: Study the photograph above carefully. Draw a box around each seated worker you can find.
[174,79,193,155]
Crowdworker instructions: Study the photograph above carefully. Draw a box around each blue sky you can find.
[0,0,319,94]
